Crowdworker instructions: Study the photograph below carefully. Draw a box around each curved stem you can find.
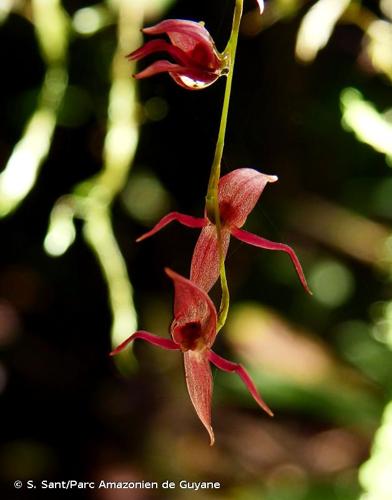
[217,261,230,332]
[205,0,243,329]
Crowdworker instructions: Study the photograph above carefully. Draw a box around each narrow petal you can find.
[190,225,231,292]
[218,168,278,228]
[208,350,273,417]
[232,227,312,294]
[184,350,214,445]
[127,39,191,66]
[133,60,190,80]
[136,212,206,243]
[135,63,219,90]
[143,19,215,51]
[165,268,217,347]
[110,330,179,356]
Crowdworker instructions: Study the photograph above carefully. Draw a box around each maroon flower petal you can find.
[129,19,224,89]
[110,330,180,356]
[165,268,217,348]
[143,19,216,52]
[218,168,278,228]
[232,227,312,294]
[184,350,214,445]
[142,19,222,77]
[133,60,190,80]
[208,350,273,417]
[127,39,191,66]
[190,225,231,292]
[136,212,206,243]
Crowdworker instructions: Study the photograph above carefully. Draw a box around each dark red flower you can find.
[137,168,311,294]
[111,268,272,445]
[128,19,227,90]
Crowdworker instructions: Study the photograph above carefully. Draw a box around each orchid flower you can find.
[127,19,227,90]
[137,168,311,294]
[110,268,272,445]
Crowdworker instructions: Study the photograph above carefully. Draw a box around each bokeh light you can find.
[309,259,354,308]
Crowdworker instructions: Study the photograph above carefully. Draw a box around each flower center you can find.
[218,201,233,226]
[190,43,219,71]
[174,321,203,351]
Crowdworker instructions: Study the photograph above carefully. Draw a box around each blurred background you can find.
[1,0,392,498]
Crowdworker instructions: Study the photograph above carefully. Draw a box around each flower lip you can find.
[172,320,205,352]
[165,267,217,347]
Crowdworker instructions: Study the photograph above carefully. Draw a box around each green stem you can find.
[206,0,243,331]
[206,0,243,205]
